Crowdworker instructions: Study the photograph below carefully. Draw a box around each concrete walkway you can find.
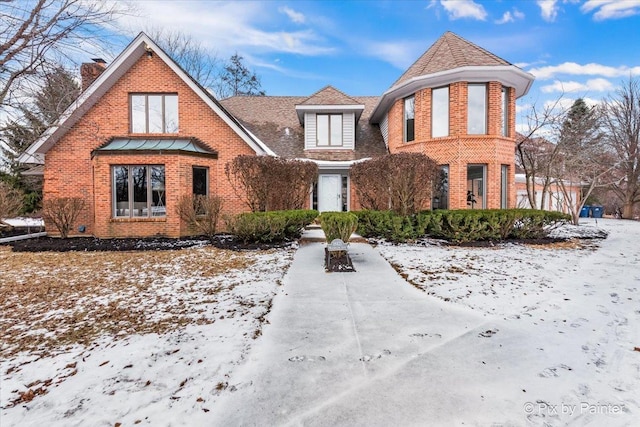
[211,241,496,426]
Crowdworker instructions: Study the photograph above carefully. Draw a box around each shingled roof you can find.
[391,31,511,88]
[299,85,361,105]
[220,94,387,160]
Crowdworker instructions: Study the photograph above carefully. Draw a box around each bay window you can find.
[113,165,166,218]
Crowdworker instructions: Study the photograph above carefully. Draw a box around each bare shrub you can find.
[176,194,223,241]
[42,197,85,238]
[0,182,24,224]
[225,156,318,211]
[351,153,439,215]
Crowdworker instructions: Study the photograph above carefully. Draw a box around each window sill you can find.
[110,217,167,222]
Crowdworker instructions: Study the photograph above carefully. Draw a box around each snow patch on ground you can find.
[376,218,640,424]
[1,246,295,426]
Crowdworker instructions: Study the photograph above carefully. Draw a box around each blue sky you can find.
[110,1,639,123]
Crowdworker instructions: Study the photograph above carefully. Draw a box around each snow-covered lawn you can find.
[0,245,295,426]
[377,218,640,424]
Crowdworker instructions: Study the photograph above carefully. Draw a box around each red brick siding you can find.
[44,53,255,238]
[385,81,517,210]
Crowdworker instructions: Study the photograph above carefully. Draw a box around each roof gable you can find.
[18,32,274,164]
[299,85,361,105]
[392,31,510,88]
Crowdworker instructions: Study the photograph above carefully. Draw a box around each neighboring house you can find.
[19,31,534,238]
[515,173,581,214]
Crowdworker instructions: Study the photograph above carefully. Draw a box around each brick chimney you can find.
[80,58,107,91]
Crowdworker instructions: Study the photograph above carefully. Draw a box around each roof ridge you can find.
[300,85,361,105]
[390,31,511,89]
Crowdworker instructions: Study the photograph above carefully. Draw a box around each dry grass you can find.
[0,246,259,359]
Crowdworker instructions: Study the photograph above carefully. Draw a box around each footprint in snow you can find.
[538,364,572,378]
[478,329,498,338]
[288,355,326,363]
[409,332,442,339]
[360,349,391,362]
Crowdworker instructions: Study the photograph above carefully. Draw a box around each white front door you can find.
[318,174,342,212]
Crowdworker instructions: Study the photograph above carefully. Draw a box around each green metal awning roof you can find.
[93,138,217,158]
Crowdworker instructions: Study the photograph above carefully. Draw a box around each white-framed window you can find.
[432,86,449,137]
[113,165,166,218]
[501,86,510,137]
[131,94,178,133]
[404,96,415,142]
[316,114,343,146]
[467,84,487,135]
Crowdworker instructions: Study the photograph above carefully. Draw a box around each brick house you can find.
[20,31,534,238]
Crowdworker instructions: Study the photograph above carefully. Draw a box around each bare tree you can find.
[217,53,265,98]
[0,181,23,225]
[41,196,85,238]
[1,65,80,169]
[0,0,127,109]
[516,96,566,210]
[144,27,220,90]
[601,77,640,219]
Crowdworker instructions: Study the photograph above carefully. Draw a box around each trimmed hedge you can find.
[353,209,570,244]
[319,212,359,242]
[226,209,318,243]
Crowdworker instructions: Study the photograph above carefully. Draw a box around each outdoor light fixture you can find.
[144,43,153,58]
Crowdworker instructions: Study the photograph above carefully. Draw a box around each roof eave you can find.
[295,104,366,124]
[20,32,273,161]
[370,66,535,124]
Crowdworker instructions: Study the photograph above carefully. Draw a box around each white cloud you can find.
[279,6,306,24]
[495,9,525,24]
[581,0,640,20]
[363,41,423,69]
[440,0,487,20]
[540,78,614,93]
[116,1,334,57]
[543,97,600,111]
[528,62,640,79]
[537,0,559,21]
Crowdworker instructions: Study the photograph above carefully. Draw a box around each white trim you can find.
[18,32,271,164]
[370,65,534,123]
[294,157,370,170]
[295,104,365,124]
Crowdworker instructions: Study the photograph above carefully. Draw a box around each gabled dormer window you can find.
[317,114,343,146]
[404,96,415,142]
[131,94,178,133]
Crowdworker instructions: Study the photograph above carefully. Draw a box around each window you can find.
[501,165,509,209]
[193,167,208,196]
[467,84,487,135]
[432,165,449,210]
[501,87,509,137]
[404,96,415,142]
[316,114,343,146]
[131,94,178,133]
[467,165,486,209]
[432,86,449,137]
[113,165,165,217]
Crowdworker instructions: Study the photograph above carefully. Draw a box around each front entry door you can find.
[318,174,342,212]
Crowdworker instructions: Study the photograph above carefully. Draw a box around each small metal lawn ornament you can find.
[325,238,355,272]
